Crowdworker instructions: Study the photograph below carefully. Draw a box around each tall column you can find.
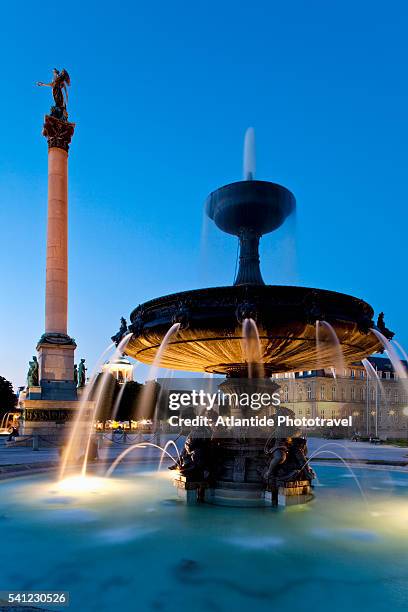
[36,115,77,399]
[45,146,69,333]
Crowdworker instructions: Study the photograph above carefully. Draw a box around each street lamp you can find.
[403,407,408,441]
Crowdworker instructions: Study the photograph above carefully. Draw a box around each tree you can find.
[89,373,118,427]
[116,381,144,423]
[0,376,17,421]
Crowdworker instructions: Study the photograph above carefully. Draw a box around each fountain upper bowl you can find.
[205,180,296,237]
[127,285,381,375]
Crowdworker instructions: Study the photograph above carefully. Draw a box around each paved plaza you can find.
[1,435,407,474]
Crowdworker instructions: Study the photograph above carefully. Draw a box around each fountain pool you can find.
[1,463,408,611]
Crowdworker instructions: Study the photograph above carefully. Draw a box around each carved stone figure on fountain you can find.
[263,437,289,486]
[111,317,128,346]
[172,301,190,330]
[169,432,212,481]
[27,357,39,388]
[263,437,315,488]
[77,359,87,388]
[376,312,395,341]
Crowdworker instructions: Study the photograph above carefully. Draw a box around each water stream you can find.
[242,317,264,378]
[59,336,131,480]
[315,320,345,376]
[243,127,256,180]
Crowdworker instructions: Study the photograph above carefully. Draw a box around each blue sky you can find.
[0,1,407,389]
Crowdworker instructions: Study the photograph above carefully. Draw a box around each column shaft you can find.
[45,147,68,333]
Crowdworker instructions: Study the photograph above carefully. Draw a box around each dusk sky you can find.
[1,0,407,389]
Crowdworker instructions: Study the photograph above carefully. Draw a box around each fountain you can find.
[5,77,408,612]
[122,130,390,507]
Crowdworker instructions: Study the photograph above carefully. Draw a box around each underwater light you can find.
[56,475,109,494]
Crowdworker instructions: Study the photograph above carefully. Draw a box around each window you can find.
[284,386,289,402]
[394,391,399,404]
[351,369,355,378]
[331,386,336,400]
[341,387,346,400]
[320,386,325,400]
[360,371,365,379]
[307,386,312,400]
[351,387,355,400]
[359,387,364,401]
[385,372,391,380]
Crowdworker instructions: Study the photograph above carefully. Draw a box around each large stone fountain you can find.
[123,137,387,507]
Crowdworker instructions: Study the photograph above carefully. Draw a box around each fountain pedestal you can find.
[173,474,209,504]
[265,480,314,507]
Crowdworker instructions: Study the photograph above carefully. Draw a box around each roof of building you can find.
[366,355,407,372]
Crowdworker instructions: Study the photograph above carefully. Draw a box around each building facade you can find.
[272,356,408,439]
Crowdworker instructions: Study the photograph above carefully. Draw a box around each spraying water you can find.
[59,336,131,480]
[370,330,408,435]
[0,412,15,430]
[106,442,178,477]
[362,358,384,438]
[134,323,181,427]
[371,329,408,384]
[243,127,256,180]
[242,318,264,378]
[158,439,181,471]
[315,320,345,376]
[81,334,133,476]
[392,339,408,364]
[59,341,116,479]
[303,449,370,508]
[148,323,181,382]
[362,358,385,394]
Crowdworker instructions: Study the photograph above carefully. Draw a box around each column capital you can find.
[42,115,75,152]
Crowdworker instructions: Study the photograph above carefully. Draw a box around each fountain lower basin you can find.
[127,284,380,374]
[2,462,408,612]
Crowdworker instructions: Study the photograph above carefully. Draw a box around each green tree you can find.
[88,373,118,427]
[116,381,143,423]
[0,376,17,421]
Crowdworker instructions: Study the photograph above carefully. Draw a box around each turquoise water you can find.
[1,464,408,611]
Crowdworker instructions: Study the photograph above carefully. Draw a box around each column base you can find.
[20,398,93,436]
[37,334,77,400]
